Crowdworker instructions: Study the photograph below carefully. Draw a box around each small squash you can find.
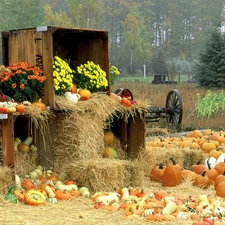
[32,99,46,111]
[103,130,115,145]
[55,190,72,200]
[17,143,30,153]
[24,190,46,206]
[103,146,118,159]
[16,104,26,113]
[78,89,91,100]
[22,179,35,191]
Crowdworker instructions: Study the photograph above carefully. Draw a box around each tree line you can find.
[0,0,225,75]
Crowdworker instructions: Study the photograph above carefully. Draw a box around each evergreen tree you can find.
[195,28,225,89]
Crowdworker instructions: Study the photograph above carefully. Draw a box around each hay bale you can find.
[0,167,14,195]
[139,147,207,177]
[53,93,147,173]
[65,158,144,192]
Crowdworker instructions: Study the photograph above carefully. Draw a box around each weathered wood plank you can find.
[2,114,14,168]
[41,28,55,108]
[126,113,145,159]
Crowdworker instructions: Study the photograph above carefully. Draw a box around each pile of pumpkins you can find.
[0,99,46,114]
[4,165,90,206]
[92,187,225,224]
[150,156,225,197]
[5,166,225,224]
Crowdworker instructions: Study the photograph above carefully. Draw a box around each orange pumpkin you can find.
[208,149,222,160]
[70,83,78,93]
[202,141,217,153]
[154,190,169,200]
[150,163,165,183]
[16,104,26,113]
[17,143,30,153]
[103,130,115,145]
[187,130,203,138]
[214,173,225,189]
[32,99,46,111]
[181,169,196,182]
[64,180,77,185]
[78,89,91,100]
[191,159,207,175]
[162,157,182,187]
[214,162,225,175]
[70,190,81,197]
[216,181,225,198]
[193,171,210,189]
[205,168,218,183]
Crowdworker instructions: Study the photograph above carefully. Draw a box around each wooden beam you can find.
[2,114,14,168]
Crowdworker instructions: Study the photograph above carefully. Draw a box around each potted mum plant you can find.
[0,62,46,102]
[73,61,108,92]
[52,56,74,96]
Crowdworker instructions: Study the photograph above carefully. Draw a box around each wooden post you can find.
[2,114,14,168]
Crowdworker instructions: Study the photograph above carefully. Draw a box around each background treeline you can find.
[0,0,225,75]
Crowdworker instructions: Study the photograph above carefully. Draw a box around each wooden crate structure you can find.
[2,26,110,108]
[1,26,145,169]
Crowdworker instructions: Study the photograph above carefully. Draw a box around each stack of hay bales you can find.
[53,93,148,192]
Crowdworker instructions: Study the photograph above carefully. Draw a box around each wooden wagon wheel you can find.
[165,89,183,127]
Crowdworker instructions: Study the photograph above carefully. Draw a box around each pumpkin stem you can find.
[196,159,202,165]
[206,158,211,170]
[170,157,176,165]
[158,163,164,170]
[201,170,207,177]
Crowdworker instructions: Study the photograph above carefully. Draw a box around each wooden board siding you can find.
[127,114,146,159]
[2,114,14,168]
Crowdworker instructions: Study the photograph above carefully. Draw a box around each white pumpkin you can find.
[216,153,225,164]
[205,157,217,169]
[64,92,80,104]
